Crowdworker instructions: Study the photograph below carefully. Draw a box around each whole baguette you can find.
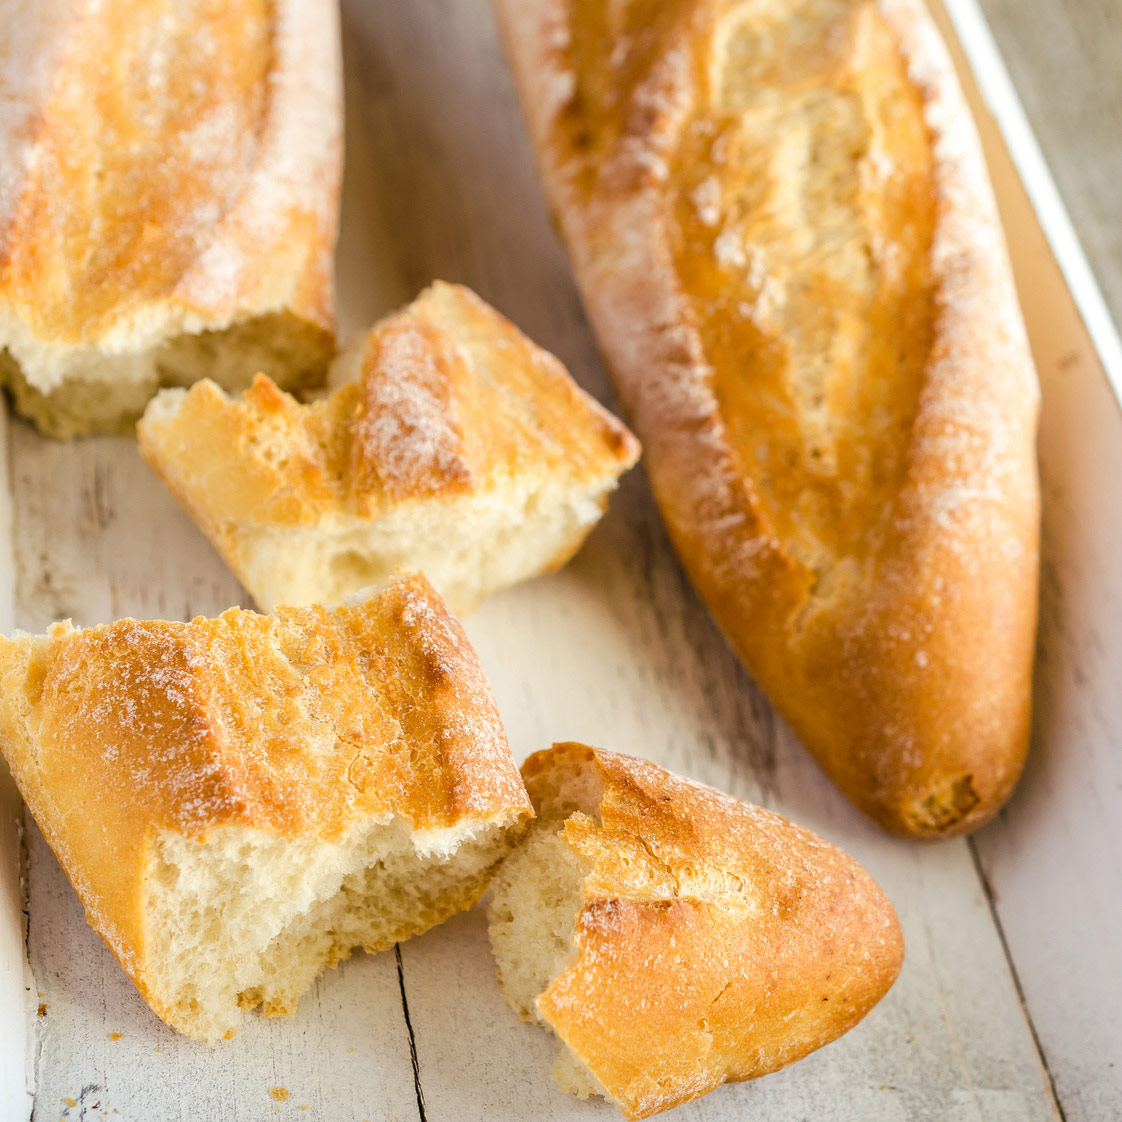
[0,0,342,437]
[494,0,1040,837]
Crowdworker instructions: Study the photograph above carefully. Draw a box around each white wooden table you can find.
[1,1,1120,1119]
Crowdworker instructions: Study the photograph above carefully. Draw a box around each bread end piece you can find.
[0,0,341,437]
[488,744,903,1119]
[0,574,531,1041]
[138,282,640,614]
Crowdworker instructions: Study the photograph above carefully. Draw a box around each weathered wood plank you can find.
[924,4,1122,1119]
[405,539,1062,1121]
[23,818,421,1122]
[9,422,426,1122]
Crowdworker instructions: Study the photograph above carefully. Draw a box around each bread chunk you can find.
[489,743,904,1119]
[0,575,531,1041]
[0,0,341,436]
[138,282,640,614]
[493,0,1040,836]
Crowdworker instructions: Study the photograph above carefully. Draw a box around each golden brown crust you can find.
[495,0,1040,837]
[524,743,903,1119]
[0,574,531,997]
[0,0,342,434]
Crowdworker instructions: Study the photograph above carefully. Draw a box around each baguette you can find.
[0,0,342,437]
[494,0,1040,836]
[0,574,531,1041]
[137,282,640,614]
[489,743,904,1119]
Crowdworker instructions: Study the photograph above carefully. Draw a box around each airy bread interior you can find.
[1,311,329,438]
[234,482,609,614]
[487,758,606,1101]
[146,813,513,1042]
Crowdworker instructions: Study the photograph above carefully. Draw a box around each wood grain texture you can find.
[978,0,1122,334]
[0,0,1114,1118]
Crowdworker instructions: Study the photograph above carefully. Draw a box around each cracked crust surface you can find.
[494,0,1040,837]
[522,743,904,1119]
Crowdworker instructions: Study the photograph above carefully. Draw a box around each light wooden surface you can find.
[1,0,1119,1119]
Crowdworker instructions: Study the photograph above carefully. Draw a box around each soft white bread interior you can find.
[145,811,513,1042]
[0,0,341,437]
[489,744,904,1119]
[0,574,532,1041]
[138,282,640,614]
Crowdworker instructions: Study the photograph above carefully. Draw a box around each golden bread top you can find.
[139,281,639,526]
[0,574,528,843]
[525,744,903,1118]
[0,0,340,351]
[497,0,1040,836]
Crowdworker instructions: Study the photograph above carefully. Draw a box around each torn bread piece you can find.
[138,281,640,613]
[489,743,904,1119]
[0,574,531,1042]
[0,0,341,437]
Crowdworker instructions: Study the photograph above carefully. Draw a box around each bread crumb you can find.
[109,1032,122,1041]
[37,1003,47,1016]
[65,1100,77,1108]
[270,1087,290,1102]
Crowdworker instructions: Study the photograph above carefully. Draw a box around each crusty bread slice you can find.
[489,744,904,1119]
[0,574,531,1042]
[494,0,1040,837]
[0,0,341,437]
[138,282,640,614]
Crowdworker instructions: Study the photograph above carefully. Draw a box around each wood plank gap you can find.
[395,943,428,1122]
[967,838,1067,1121]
